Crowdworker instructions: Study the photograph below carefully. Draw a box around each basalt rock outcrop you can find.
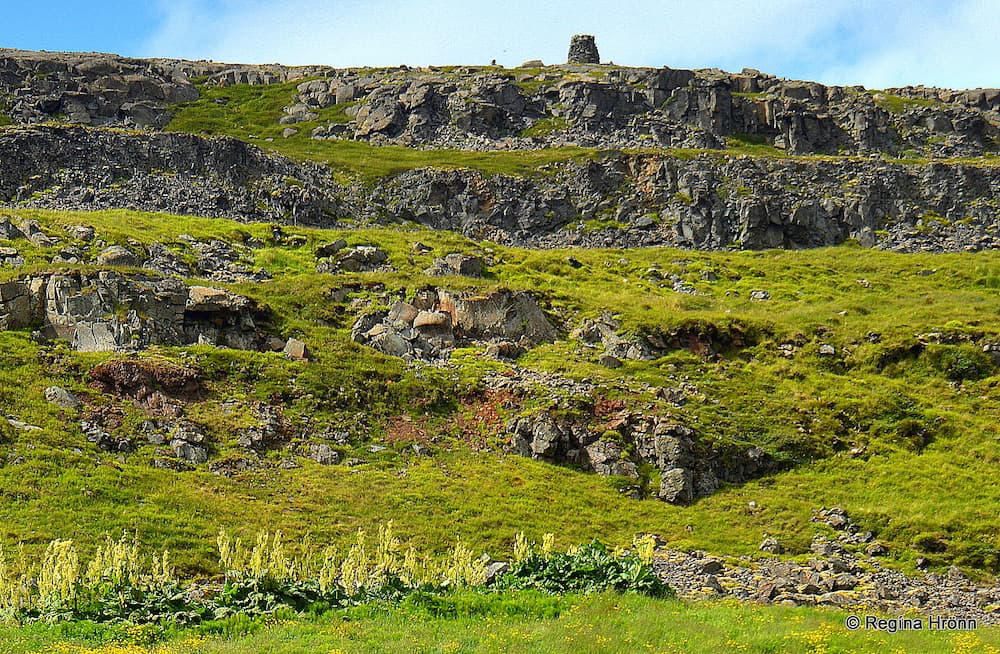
[0,48,327,128]
[0,271,267,351]
[6,125,1000,253]
[0,126,340,225]
[507,410,778,504]
[1,49,999,253]
[289,62,1000,157]
[351,287,556,361]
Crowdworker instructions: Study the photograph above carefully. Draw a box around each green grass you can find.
[166,81,596,181]
[3,209,1000,579]
[2,592,998,653]
[870,92,943,114]
[725,133,787,157]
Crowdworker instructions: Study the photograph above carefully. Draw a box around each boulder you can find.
[171,439,208,464]
[315,239,348,257]
[0,247,24,267]
[0,218,26,241]
[424,253,484,277]
[658,467,694,503]
[437,289,557,344]
[282,337,311,361]
[44,385,82,409]
[309,443,341,465]
[583,439,638,477]
[96,245,141,267]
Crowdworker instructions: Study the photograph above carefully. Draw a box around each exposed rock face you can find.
[287,61,1000,158]
[0,48,332,128]
[351,287,556,360]
[0,126,339,225]
[424,253,484,277]
[0,48,197,128]
[0,271,266,351]
[567,35,600,64]
[364,154,1000,252]
[1,50,999,253]
[508,411,778,504]
[437,289,557,343]
[573,313,759,361]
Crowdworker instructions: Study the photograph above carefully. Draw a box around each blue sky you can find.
[2,0,998,89]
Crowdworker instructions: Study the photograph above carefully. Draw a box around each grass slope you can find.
[2,592,998,653]
[0,208,999,580]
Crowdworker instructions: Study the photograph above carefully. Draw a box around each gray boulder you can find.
[0,272,265,352]
[424,253,484,277]
[282,338,311,361]
[44,386,82,409]
[0,247,24,267]
[309,443,341,465]
[0,218,26,241]
[437,289,556,344]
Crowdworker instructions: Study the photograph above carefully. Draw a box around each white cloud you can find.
[140,0,1000,89]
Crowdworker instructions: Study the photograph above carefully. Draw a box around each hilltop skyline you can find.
[1,0,998,90]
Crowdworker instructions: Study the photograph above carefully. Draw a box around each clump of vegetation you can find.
[870,92,942,114]
[0,526,665,627]
[521,116,570,138]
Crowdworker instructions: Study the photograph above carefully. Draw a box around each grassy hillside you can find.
[1,208,999,580]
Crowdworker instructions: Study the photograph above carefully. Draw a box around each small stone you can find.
[700,559,723,574]
[865,542,889,557]
[171,439,208,464]
[44,386,82,409]
[281,128,298,138]
[818,344,836,356]
[315,239,348,257]
[68,225,96,242]
[749,290,771,301]
[95,245,140,267]
[598,354,622,368]
[309,443,341,465]
[283,338,311,361]
[760,537,783,554]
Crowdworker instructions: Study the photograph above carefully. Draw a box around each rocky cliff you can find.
[1,48,999,252]
[4,125,999,252]
[0,125,340,224]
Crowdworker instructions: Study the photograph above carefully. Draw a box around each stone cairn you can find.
[567,34,600,64]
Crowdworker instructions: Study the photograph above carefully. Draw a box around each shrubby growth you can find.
[0,526,667,625]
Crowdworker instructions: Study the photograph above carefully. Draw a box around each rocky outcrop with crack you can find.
[0,271,267,351]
